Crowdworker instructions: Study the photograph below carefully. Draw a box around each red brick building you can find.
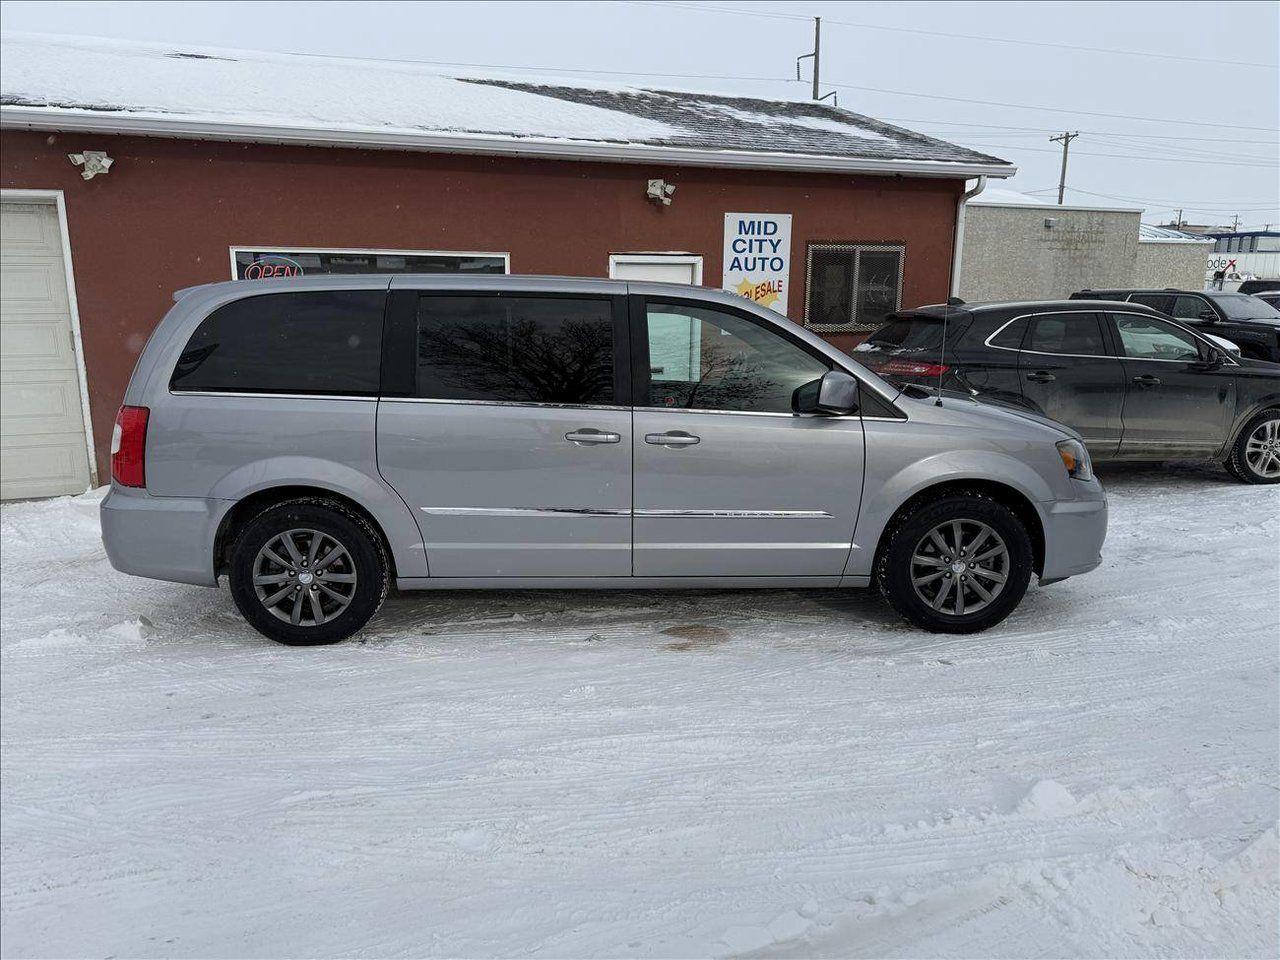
[0,34,1013,497]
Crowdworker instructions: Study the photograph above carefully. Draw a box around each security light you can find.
[68,150,113,180]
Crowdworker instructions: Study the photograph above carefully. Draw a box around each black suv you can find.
[854,299,1280,483]
[1070,288,1280,362]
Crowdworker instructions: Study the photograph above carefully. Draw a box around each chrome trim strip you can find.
[383,397,631,412]
[635,508,834,519]
[984,310,1240,365]
[420,507,834,519]
[420,506,629,517]
[169,390,377,400]
[635,542,850,550]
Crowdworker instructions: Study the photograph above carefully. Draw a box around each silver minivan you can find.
[102,275,1107,644]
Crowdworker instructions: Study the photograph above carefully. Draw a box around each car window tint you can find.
[645,303,829,414]
[1171,296,1208,319]
[1112,315,1201,361]
[415,296,615,404]
[868,317,946,350]
[170,291,384,395]
[988,317,1028,349]
[1128,293,1172,313]
[1025,313,1106,356]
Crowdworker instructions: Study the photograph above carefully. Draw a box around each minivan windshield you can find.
[866,316,947,351]
[1213,293,1280,320]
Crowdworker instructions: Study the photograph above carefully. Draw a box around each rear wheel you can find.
[228,499,388,644]
[1225,411,1280,484]
[877,493,1034,634]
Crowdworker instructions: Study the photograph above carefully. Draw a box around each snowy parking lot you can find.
[1,462,1277,958]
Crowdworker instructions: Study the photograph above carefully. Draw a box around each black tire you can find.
[1223,409,1280,485]
[876,492,1034,634]
[228,498,389,645]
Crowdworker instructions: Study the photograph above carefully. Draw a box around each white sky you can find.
[2,0,1277,228]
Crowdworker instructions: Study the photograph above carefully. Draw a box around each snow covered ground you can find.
[1,462,1277,959]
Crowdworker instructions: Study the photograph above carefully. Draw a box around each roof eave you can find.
[0,106,1017,179]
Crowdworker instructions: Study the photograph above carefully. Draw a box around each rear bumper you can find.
[100,487,230,587]
[1038,484,1108,584]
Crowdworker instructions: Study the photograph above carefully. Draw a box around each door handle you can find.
[565,429,621,445]
[1131,375,1162,386]
[1025,371,1056,383]
[645,431,701,447]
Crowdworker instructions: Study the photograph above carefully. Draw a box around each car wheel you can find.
[876,493,1034,634]
[1225,411,1280,485]
[228,498,389,645]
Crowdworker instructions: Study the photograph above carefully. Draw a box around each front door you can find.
[1016,310,1125,457]
[1107,311,1234,456]
[631,297,864,577]
[377,288,632,577]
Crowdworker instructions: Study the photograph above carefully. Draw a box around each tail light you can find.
[879,359,951,377]
[111,405,149,488]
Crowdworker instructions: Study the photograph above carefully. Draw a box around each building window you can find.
[804,243,904,332]
[231,247,509,280]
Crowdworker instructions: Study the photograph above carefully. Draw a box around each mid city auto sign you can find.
[722,212,792,315]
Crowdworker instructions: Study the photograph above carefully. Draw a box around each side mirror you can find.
[793,370,859,415]
[1198,309,1217,321]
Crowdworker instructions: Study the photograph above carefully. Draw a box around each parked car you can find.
[1254,291,1280,311]
[101,276,1108,643]
[855,299,1280,484]
[1235,279,1280,296]
[1069,288,1280,362]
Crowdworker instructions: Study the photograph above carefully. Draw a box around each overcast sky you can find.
[4,0,1277,228]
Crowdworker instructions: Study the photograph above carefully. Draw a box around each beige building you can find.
[957,188,1210,302]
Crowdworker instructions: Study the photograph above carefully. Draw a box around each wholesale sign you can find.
[722,213,792,315]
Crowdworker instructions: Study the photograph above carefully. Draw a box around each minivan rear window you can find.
[170,291,385,395]
[415,295,615,405]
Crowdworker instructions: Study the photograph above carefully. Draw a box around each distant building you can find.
[1202,231,1280,289]
[957,188,1210,302]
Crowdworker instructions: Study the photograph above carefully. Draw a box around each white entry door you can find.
[1,199,92,500]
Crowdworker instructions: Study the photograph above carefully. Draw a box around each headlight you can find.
[1056,438,1094,482]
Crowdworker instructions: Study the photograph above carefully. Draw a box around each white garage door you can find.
[1,200,92,500]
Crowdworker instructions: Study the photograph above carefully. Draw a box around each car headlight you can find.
[1056,438,1094,482]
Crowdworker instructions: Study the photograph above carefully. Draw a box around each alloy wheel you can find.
[910,519,1010,617]
[252,528,358,626]
[1244,418,1280,479]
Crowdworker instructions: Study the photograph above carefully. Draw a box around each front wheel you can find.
[228,498,389,645]
[877,493,1034,634]
[1225,411,1280,484]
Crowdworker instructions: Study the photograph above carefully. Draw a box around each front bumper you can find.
[101,487,230,587]
[1038,483,1108,584]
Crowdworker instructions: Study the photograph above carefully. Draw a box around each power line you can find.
[955,141,1278,168]
[898,120,1277,145]
[621,1,1279,69]
[1032,187,1280,212]
[824,79,1279,132]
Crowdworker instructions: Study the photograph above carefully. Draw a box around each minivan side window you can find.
[1025,312,1107,356]
[1112,314,1201,361]
[416,295,615,405]
[170,291,385,395]
[643,302,829,414]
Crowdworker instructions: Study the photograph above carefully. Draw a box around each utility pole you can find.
[1174,208,1183,230]
[796,17,838,105]
[1230,213,1241,232]
[1049,131,1079,205]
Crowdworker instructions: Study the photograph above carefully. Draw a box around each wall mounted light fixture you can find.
[646,178,675,206]
[68,150,114,180]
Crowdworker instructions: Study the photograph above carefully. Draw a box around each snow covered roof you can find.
[1138,224,1213,244]
[971,187,1141,213]
[0,33,1015,179]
